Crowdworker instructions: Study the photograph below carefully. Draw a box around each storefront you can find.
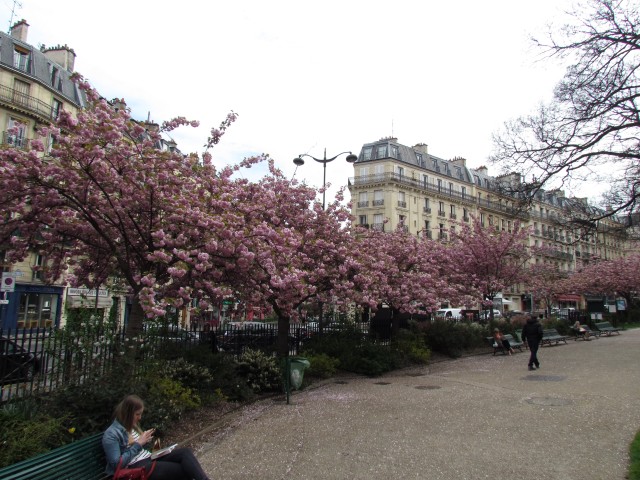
[0,284,64,329]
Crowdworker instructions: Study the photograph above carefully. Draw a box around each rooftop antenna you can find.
[8,0,22,33]
[391,119,394,138]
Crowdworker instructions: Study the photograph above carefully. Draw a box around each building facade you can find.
[348,137,629,313]
[0,21,118,329]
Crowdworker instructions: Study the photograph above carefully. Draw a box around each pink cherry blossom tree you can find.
[349,226,470,335]
[562,254,640,310]
[210,163,360,356]
[0,78,261,334]
[525,261,570,315]
[450,215,535,321]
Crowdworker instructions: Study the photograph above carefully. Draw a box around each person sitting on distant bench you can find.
[493,328,515,355]
[573,320,590,339]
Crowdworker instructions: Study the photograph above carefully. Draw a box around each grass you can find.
[629,429,640,480]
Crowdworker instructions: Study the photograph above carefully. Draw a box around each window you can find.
[374,164,384,175]
[373,189,384,206]
[424,197,430,208]
[376,144,388,158]
[438,201,445,216]
[416,152,423,165]
[358,166,368,177]
[480,213,485,227]
[396,166,404,177]
[359,192,368,202]
[474,175,481,185]
[51,99,63,120]
[391,145,399,159]
[422,174,428,187]
[398,191,406,208]
[463,208,469,221]
[450,204,456,215]
[13,47,30,72]
[33,254,45,281]
[18,292,58,328]
[461,186,466,198]
[7,118,27,147]
[359,215,367,225]
[50,65,62,90]
[363,147,372,160]
[12,79,30,107]
[373,213,384,231]
[437,179,442,192]
[399,214,406,225]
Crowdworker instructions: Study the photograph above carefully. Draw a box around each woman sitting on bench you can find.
[573,320,590,339]
[493,328,515,355]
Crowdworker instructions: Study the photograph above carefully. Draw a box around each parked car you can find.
[435,308,463,320]
[0,337,41,385]
[479,309,502,320]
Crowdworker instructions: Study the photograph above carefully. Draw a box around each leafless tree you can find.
[491,0,639,231]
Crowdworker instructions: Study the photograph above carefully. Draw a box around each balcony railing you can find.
[0,84,58,121]
[397,201,407,208]
[438,232,448,241]
[449,213,457,219]
[463,216,469,222]
[437,210,445,217]
[349,173,529,219]
[357,201,369,207]
[371,223,385,232]
[372,199,384,206]
[423,207,431,214]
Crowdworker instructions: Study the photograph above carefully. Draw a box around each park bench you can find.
[541,329,568,346]
[570,325,600,340]
[486,334,524,355]
[0,432,109,480]
[594,321,621,336]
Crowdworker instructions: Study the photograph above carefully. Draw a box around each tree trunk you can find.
[277,314,290,358]
[125,296,145,336]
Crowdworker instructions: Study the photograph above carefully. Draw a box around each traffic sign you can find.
[1,272,15,292]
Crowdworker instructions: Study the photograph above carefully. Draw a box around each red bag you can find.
[114,457,156,480]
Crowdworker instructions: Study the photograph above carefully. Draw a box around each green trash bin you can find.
[288,356,310,390]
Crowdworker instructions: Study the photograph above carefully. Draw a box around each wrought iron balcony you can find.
[0,84,58,122]
[357,201,369,207]
[423,207,431,214]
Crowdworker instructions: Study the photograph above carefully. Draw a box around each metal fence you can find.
[1,322,372,403]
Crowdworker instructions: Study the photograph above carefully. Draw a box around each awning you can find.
[556,295,581,302]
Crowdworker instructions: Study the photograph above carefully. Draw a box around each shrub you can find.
[236,349,282,394]
[304,353,340,379]
[0,400,73,467]
[391,329,431,365]
[422,320,486,358]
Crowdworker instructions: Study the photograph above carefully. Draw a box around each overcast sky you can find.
[6,0,597,203]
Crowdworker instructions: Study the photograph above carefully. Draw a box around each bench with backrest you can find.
[594,321,621,336]
[0,432,109,480]
[486,334,524,355]
[570,325,600,340]
[541,328,568,346]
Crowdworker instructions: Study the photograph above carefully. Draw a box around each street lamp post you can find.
[293,148,358,210]
[292,148,358,332]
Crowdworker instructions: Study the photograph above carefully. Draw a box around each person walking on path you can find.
[521,314,544,371]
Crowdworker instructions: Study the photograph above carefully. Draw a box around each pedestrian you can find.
[521,314,544,371]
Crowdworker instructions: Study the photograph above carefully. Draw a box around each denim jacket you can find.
[102,419,144,475]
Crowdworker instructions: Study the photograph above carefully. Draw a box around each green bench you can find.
[594,321,621,336]
[541,328,568,346]
[0,432,109,480]
[486,334,524,355]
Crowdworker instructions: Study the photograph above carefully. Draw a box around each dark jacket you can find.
[521,317,543,344]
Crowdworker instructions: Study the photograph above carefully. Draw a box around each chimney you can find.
[475,166,489,175]
[449,156,466,167]
[413,143,429,155]
[10,19,29,43]
[42,45,76,72]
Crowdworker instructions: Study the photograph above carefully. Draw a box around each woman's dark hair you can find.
[113,394,144,431]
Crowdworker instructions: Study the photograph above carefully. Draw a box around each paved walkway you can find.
[196,329,640,479]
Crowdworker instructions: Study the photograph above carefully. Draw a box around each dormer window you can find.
[13,47,31,72]
[390,145,399,159]
[416,152,423,165]
[376,144,388,158]
[363,147,373,160]
[50,66,62,90]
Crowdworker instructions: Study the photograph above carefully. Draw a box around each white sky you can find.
[6,0,601,203]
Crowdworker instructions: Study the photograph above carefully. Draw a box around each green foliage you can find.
[391,329,431,365]
[304,353,340,379]
[236,349,282,394]
[145,377,201,434]
[629,429,640,480]
[0,400,73,468]
[421,320,486,358]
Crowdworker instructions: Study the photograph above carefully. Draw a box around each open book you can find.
[150,443,178,459]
